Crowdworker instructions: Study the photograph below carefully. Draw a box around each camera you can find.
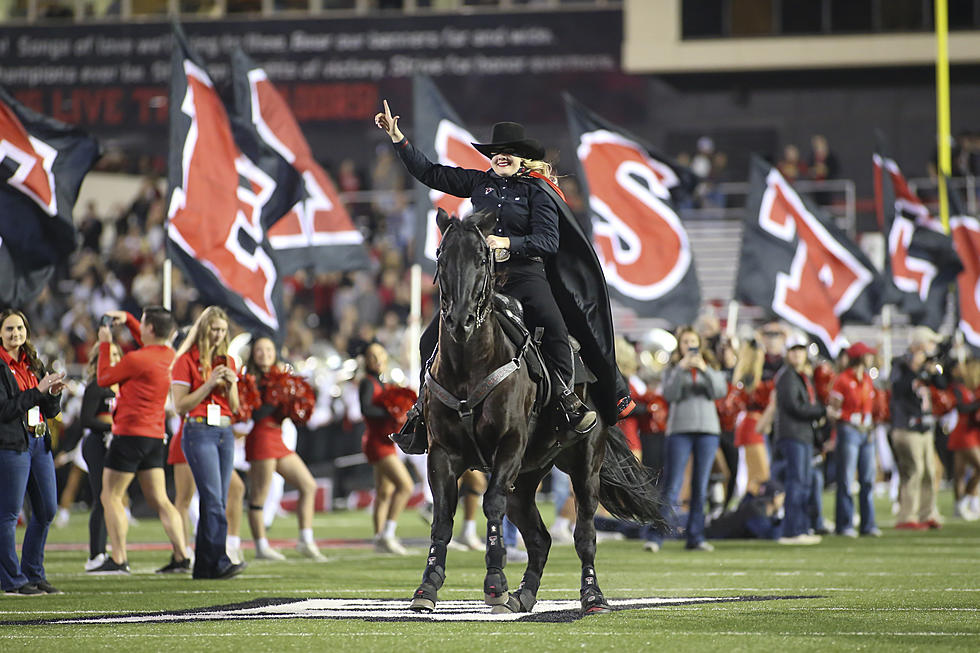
[99,315,114,328]
[688,346,699,355]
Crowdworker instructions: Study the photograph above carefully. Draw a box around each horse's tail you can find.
[597,425,669,529]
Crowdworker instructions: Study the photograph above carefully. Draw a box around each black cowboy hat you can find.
[471,122,545,161]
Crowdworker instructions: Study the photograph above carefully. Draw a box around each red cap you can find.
[846,342,877,359]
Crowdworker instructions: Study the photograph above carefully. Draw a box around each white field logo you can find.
[19,595,814,625]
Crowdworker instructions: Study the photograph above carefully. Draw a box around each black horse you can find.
[410,208,666,616]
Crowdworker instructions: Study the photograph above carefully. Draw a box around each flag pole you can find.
[408,263,422,391]
[162,258,173,311]
[725,299,739,339]
[881,305,893,379]
[935,0,952,234]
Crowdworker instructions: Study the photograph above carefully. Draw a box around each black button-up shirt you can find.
[394,138,559,258]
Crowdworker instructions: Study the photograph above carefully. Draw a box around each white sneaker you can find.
[549,524,574,545]
[254,544,287,561]
[84,553,107,571]
[778,534,822,545]
[55,508,70,529]
[296,541,328,562]
[461,532,483,551]
[956,496,980,522]
[226,545,243,565]
[506,546,528,564]
[374,535,409,555]
[642,541,661,552]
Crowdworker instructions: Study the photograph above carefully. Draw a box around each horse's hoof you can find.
[484,592,507,606]
[410,597,436,613]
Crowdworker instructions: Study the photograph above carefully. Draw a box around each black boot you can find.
[389,405,428,454]
[559,391,597,435]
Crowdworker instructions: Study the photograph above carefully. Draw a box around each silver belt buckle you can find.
[493,248,511,263]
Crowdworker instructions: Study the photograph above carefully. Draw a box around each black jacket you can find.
[773,365,825,446]
[394,138,627,422]
[0,358,62,453]
[889,356,946,432]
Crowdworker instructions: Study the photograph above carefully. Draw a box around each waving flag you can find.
[564,94,700,324]
[410,74,489,274]
[0,85,100,306]
[737,156,883,356]
[874,136,962,329]
[230,49,369,275]
[950,188,980,350]
[166,26,301,337]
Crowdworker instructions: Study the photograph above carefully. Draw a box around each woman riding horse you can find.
[374,101,633,450]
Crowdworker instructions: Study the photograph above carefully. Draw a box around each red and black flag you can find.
[737,156,883,356]
[166,26,302,336]
[949,189,980,351]
[873,136,962,329]
[230,49,369,276]
[0,85,100,306]
[564,94,700,324]
[409,74,488,274]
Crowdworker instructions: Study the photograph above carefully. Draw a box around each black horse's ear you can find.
[436,208,454,234]
[471,209,498,237]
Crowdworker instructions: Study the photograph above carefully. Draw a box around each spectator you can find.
[243,336,326,562]
[889,326,946,530]
[93,307,189,575]
[0,309,66,595]
[171,307,246,579]
[777,144,807,182]
[773,333,833,545]
[806,134,839,181]
[645,325,726,553]
[829,342,881,537]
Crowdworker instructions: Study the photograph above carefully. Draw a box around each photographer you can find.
[889,327,947,530]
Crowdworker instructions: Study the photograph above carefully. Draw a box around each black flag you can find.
[166,25,301,338]
[737,156,883,356]
[230,49,369,275]
[874,135,962,329]
[0,85,100,306]
[564,94,700,324]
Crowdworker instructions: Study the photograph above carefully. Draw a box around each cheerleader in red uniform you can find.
[948,359,980,520]
[244,337,325,561]
[358,343,414,555]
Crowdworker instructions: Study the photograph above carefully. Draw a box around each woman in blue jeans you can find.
[830,342,880,537]
[0,309,66,595]
[646,326,726,552]
[171,307,244,580]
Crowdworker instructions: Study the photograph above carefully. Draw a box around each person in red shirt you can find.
[93,307,189,575]
[171,307,245,580]
[948,359,980,520]
[829,342,880,537]
[243,336,325,562]
[358,343,414,555]
[0,309,66,596]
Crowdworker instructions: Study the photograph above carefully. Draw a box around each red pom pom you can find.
[931,387,956,417]
[233,373,261,423]
[261,367,317,424]
[378,386,419,426]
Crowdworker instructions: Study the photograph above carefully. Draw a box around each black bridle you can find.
[434,220,495,334]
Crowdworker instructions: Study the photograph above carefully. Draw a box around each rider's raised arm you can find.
[392,137,485,199]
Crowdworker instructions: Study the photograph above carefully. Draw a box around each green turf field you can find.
[2,491,978,652]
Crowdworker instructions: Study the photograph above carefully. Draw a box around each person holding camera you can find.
[645,326,726,552]
[0,309,66,595]
[889,326,947,530]
[93,308,189,575]
[171,307,246,579]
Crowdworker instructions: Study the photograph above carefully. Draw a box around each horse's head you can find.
[435,208,498,342]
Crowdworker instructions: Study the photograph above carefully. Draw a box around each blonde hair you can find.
[670,325,719,369]
[174,306,231,378]
[732,342,765,391]
[521,158,558,184]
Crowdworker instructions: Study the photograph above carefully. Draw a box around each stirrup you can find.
[559,391,597,435]
[389,406,427,454]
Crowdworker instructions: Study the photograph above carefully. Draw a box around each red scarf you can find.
[528,171,567,202]
[0,347,39,392]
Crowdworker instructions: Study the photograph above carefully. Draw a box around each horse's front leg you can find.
[410,445,459,613]
[566,444,612,616]
[481,430,525,606]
